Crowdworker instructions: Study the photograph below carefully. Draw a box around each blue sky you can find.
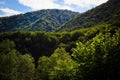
[0,0,108,17]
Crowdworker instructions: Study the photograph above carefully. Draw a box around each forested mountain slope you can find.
[0,9,78,32]
[59,0,120,31]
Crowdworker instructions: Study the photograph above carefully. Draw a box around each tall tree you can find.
[17,54,35,80]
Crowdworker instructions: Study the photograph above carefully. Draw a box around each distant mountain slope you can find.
[0,9,78,32]
[58,0,120,31]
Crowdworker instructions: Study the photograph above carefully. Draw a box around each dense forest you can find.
[0,0,120,80]
[0,24,120,80]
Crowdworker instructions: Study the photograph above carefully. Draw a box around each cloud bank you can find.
[0,0,108,17]
[0,8,22,17]
[64,0,108,7]
[18,0,108,11]
[18,0,73,11]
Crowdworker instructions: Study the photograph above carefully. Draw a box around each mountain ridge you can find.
[0,9,78,32]
[0,0,120,32]
[58,0,120,31]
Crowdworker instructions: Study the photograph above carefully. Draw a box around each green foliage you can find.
[37,48,78,80]
[0,31,60,61]
[0,50,19,80]
[17,54,35,80]
[49,48,77,80]
[0,40,35,80]
[36,56,51,80]
[72,28,120,80]
[0,40,15,53]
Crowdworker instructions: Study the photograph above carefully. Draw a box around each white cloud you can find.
[17,0,108,12]
[64,0,108,8]
[0,8,22,17]
[18,0,73,11]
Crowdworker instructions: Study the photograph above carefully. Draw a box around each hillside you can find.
[0,9,78,32]
[58,0,120,31]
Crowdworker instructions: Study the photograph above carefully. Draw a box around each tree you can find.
[0,40,19,80]
[49,48,78,80]
[37,48,78,80]
[0,40,15,54]
[36,56,52,80]
[0,40,35,80]
[17,54,35,80]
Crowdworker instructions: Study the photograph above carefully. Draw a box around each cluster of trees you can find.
[0,39,76,80]
[0,24,120,80]
[72,28,120,80]
[0,40,35,80]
